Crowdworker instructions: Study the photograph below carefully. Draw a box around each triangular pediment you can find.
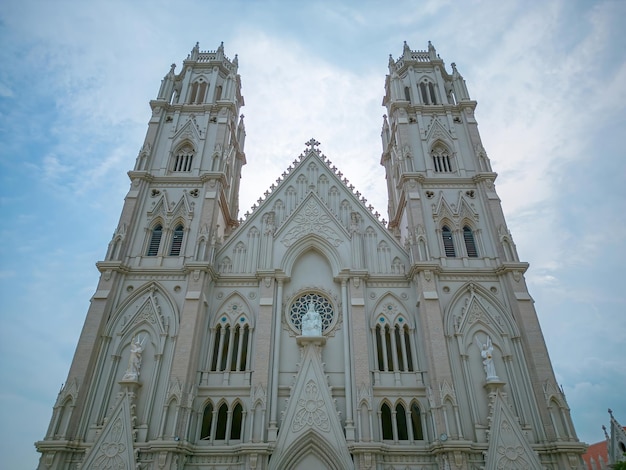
[172,114,202,145]
[80,392,136,469]
[278,193,347,248]
[217,140,408,275]
[426,116,453,144]
[269,338,354,470]
[485,391,542,470]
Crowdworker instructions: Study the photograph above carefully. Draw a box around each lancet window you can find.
[169,224,184,256]
[146,224,163,256]
[200,401,244,442]
[172,143,194,172]
[432,144,453,173]
[463,225,478,258]
[442,225,456,257]
[374,316,415,372]
[379,400,425,442]
[188,79,208,104]
[419,80,438,105]
[209,317,251,372]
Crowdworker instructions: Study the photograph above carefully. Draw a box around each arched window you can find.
[188,79,207,104]
[419,81,438,105]
[428,82,438,104]
[375,320,415,373]
[230,403,243,440]
[169,224,184,256]
[396,403,409,440]
[200,402,213,440]
[381,403,393,440]
[404,86,411,102]
[411,402,424,440]
[432,145,452,172]
[463,226,478,257]
[215,403,228,440]
[442,226,456,257]
[172,144,194,172]
[146,224,162,256]
[384,325,394,371]
[210,320,252,372]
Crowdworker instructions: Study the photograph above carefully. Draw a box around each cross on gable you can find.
[305,138,320,149]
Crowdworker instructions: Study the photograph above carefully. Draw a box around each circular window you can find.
[289,293,335,334]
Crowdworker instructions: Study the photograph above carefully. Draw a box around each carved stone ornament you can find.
[281,200,342,247]
[292,379,330,432]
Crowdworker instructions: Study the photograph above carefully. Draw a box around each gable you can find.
[217,140,408,276]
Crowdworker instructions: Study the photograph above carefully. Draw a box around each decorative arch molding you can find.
[172,114,202,144]
[281,233,343,278]
[432,192,479,227]
[270,429,352,470]
[446,282,519,339]
[210,292,256,328]
[370,293,412,328]
[108,281,180,339]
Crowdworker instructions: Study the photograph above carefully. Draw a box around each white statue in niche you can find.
[301,301,322,336]
[475,335,499,380]
[122,335,146,381]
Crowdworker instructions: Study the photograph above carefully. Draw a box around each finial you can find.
[170,63,176,73]
[218,41,224,52]
[403,41,410,55]
[305,138,320,149]
[388,54,395,67]
[233,53,238,66]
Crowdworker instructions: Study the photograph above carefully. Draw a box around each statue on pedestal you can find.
[122,335,146,381]
[476,335,499,380]
[302,302,322,337]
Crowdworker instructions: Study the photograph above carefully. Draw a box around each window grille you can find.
[442,226,456,257]
[173,153,193,172]
[169,224,184,256]
[146,225,162,256]
[463,226,478,257]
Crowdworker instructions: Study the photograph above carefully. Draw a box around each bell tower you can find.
[36,42,246,469]
[380,42,585,469]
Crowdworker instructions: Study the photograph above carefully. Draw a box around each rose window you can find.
[289,293,334,334]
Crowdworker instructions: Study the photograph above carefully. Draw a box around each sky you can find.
[1,0,625,467]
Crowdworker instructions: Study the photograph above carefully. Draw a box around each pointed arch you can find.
[214,402,228,440]
[431,140,453,173]
[281,233,342,278]
[410,400,425,440]
[442,224,456,257]
[169,222,185,256]
[171,140,195,172]
[273,429,349,470]
[146,221,163,256]
[445,283,519,339]
[463,225,478,257]
[230,401,244,440]
[380,401,393,440]
[199,400,213,440]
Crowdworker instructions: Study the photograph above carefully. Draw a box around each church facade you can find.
[36,42,586,469]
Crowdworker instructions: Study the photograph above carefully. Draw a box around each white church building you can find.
[36,41,587,469]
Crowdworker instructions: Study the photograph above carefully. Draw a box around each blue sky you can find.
[1,0,625,467]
